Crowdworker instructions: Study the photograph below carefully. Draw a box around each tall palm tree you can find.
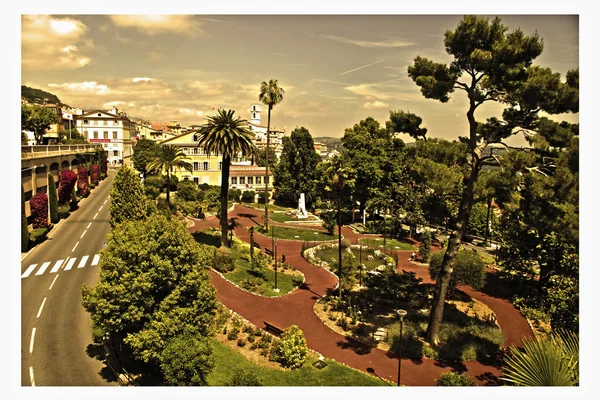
[148,144,193,206]
[258,79,285,231]
[196,109,256,247]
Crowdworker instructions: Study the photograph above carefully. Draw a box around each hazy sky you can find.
[21,14,579,146]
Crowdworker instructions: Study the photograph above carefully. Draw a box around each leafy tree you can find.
[241,190,255,203]
[270,325,308,369]
[160,333,214,386]
[387,110,428,140]
[47,173,58,223]
[21,185,29,252]
[254,146,276,168]
[273,127,321,207]
[227,367,263,386]
[90,165,100,186]
[148,144,193,206]
[196,109,256,247]
[133,138,162,177]
[227,217,241,246]
[76,167,89,197]
[176,180,198,202]
[407,15,577,344]
[419,230,432,263]
[21,104,60,144]
[435,372,477,386]
[81,214,217,367]
[60,128,87,144]
[429,249,486,293]
[109,165,147,227]
[502,329,578,386]
[320,210,336,235]
[30,192,48,228]
[21,85,62,105]
[259,79,285,230]
[228,188,242,202]
[257,191,270,204]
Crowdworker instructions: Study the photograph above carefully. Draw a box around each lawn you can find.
[315,247,390,271]
[248,203,295,212]
[257,225,338,241]
[207,338,388,386]
[270,212,317,223]
[359,237,417,251]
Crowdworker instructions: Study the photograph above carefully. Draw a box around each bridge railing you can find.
[21,144,103,159]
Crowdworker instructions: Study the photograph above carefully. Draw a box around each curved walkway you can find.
[189,204,531,386]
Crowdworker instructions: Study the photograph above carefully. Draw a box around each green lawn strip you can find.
[270,212,318,223]
[246,203,295,212]
[315,247,387,271]
[225,256,303,297]
[359,237,417,251]
[207,338,388,386]
[258,225,338,241]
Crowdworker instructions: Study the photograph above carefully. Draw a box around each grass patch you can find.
[315,247,388,271]
[207,338,388,386]
[192,230,222,247]
[359,238,416,251]
[29,227,50,246]
[270,212,317,223]
[258,225,338,241]
[249,203,294,212]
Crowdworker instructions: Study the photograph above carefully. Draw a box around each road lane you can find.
[21,169,116,386]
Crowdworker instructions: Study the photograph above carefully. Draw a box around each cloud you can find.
[363,100,389,109]
[323,35,414,48]
[22,15,94,70]
[148,51,162,61]
[109,15,204,36]
[340,60,383,76]
[48,81,110,94]
[132,77,152,83]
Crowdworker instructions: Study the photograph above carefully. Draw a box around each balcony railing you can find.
[21,144,104,159]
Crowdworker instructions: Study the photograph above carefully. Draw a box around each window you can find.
[103,120,108,125]
[93,131,98,139]
[103,131,109,139]
[193,162,199,171]
[218,162,222,170]
[193,177,199,184]
[193,133,199,142]
[112,131,118,139]
[247,177,253,185]
[256,177,261,185]
[203,162,209,171]
[265,176,270,184]
[231,177,237,185]
[84,119,89,125]
[193,147,198,155]
[203,148,209,155]
[113,150,119,157]
[83,130,88,139]
[239,177,245,185]
[103,144,108,148]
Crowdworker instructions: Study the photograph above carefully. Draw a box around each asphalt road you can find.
[21,169,116,386]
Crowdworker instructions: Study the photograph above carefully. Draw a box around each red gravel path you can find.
[188,204,532,386]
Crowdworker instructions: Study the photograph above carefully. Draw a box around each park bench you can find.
[264,321,284,337]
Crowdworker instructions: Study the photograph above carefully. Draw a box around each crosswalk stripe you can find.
[91,254,100,266]
[77,256,89,269]
[50,259,64,274]
[22,264,38,278]
[35,262,51,276]
[64,258,76,271]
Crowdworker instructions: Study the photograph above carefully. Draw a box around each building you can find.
[313,142,328,160]
[74,107,135,165]
[247,104,286,159]
[229,165,273,196]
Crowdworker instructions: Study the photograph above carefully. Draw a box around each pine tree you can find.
[47,173,59,223]
[419,230,432,263]
[109,165,147,227]
[21,185,29,252]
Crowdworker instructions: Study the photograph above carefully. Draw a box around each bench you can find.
[264,321,284,337]
[265,248,274,257]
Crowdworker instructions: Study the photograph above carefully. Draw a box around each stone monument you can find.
[297,193,308,219]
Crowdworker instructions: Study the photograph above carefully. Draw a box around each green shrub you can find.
[419,230,432,263]
[241,190,256,203]
[340,238,351,249]
[237,338,247,347]
[58,205,70,219]
[254,327,263,336]
[144,175,165,190]
[269,325,308,369]
[227,367,262,386]
[177,181,199,201]
[249,341,259,350]
[48,173,59,223]
[247,334,255,343]
[144,185,160,199]
[435,372,477,386]
[160,333,214,386]
[243,325,254,334]
[213,246,235,273]
[227,328,239,341]
[228,188,242,202]
[30,192,49,228]
[257,191,270,204]
[91,322,105,344]
[320,210,337,235]
[429,249,486,292]
[249,251,269,279]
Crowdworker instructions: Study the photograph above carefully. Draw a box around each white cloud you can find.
[132,77,152,83]
[323,35,414,48]
[22,15,94,70]
[340,60,383,76]
[363,100,389,109]
[48,81,110,94]
[109,15,204,36]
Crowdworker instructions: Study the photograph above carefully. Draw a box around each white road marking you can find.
[72,242,79,252]
[87,222,92,229]
[29,366,35,386]
[91,254,100,266]
[77,255,89,269]
[21,264,38,278]
[35,262,51,276]
[21,247,34,262]
[64,258,76,271]
[37,298,46,318]
[103,199,107,205]
[50,259,64,274]
[80,230,87,239]
[49,274,59,290]
[99,205,103,211]
[30,328,36,354]
[93,213,98,219]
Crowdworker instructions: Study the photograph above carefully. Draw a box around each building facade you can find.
[248,103,286,159]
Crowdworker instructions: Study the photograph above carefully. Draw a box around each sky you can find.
[21,14,579,146]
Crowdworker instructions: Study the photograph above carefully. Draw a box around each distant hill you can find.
[21,85,69,107]
[313,136,343,151]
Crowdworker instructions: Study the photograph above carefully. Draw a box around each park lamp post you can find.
[396,309,407,387]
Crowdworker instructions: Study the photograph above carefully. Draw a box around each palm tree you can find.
[227,217,241,247]
[502,329,579,386]
[148,144,193,206]
[196,109,256,247]
[258,79,285,231]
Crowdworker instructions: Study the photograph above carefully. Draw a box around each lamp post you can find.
[396,309,407,386]
[274,240,279,292]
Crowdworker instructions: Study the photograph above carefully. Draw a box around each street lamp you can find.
[396,309,407,386]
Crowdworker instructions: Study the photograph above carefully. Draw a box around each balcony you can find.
[21,144,104,159]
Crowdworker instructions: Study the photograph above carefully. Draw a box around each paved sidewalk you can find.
[188,204,533,386]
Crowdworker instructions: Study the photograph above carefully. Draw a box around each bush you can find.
[227,328,240,341]
[243,325,254,334]
[144,185,160,199]
[435,372,477,386]
[237,338,247,347]
[58,205,70,219]
[340,238,351,249]
[160,333,214,386]
[90,165,100,186]
[269,325,308,369]
[228,188,242,202]
[29,227,49,246]
[320,210,337,235]
[77,167,89,197]
[241,190,256,203]
[91,323,104,344]
[419,230,432,263]
[145,175,165,190]
[176,199,203,217]
[250,251,269,279]
[213,246,235,273]
[257,191,270,204]
[177,181,199,202]
[58,169,77,204]
[30,192,49,228]
[227,367,262,386]
[429,249,486,292]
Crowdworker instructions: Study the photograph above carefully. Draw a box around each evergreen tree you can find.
[133,138,161,177]
[419,230,432,263]
[47,173,58,223]
[21,185,29,252]
[109,165,147,227]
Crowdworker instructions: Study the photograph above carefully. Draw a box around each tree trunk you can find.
[485,198,491,246]
[264,105,272,230]
[338,195,343,300]
[221,156,231,247]
[166,168,171,205]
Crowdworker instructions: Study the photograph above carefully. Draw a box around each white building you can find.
[75,107,135,165]
[247,103,286,159]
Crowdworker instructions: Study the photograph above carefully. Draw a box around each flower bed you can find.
[303,243,395,273]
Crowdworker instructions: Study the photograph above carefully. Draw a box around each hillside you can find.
[21,85,68,107]
[313,136,343,152]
